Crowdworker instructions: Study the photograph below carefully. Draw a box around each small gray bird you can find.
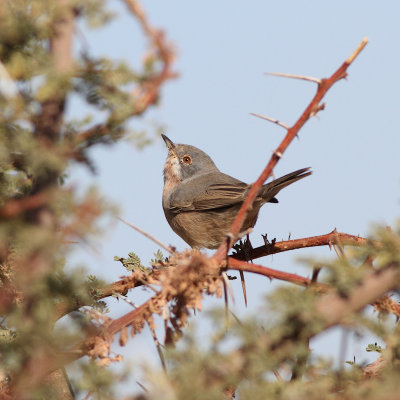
[162,134,311,249]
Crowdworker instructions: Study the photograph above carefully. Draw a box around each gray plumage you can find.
[162,134,311,249]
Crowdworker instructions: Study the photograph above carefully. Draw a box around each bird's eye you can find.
[182,155,192,165]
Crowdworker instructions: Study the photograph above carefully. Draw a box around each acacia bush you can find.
[0,1,399,399]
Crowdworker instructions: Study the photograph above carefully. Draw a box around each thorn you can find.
[273,369,283,381]
[266,71,322,85]
[222,271,235,305]
[118,217,174,254]
[115,293,138,309]
[333,244,345,259]
[239,271,247,307]
[222,276,229,327]
[311,267,321,283]
[250,112,290,130]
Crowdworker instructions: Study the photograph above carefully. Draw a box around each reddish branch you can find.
[233,229,369,261]
[55,271,152,317]
[42,259,400,384]
[212,38,369,264]
[228,257,317,288]
[0,191,52,218]
[363,356,387,378]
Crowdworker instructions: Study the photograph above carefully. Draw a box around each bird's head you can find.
[162,134,218,184]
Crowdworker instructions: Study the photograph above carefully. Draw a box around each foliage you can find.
[0,0,175,398]
[0,1,399,400]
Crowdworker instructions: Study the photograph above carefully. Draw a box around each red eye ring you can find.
[182,155,192,165]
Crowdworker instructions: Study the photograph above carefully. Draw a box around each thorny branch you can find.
[53,230,383,320]
[232,229,369,261]
[212,37,369,263]
[26,258,400,387]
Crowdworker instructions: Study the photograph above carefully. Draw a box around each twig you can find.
[250,112,289,130]
[212,37,369,264]
[83,392,92,400]
[118,217,174,254]
[148,321,167,372]
[115,293,138,309]
[266,71,321,84]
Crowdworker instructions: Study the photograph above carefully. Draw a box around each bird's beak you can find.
[161,134,175,151]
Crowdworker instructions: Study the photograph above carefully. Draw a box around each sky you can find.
[66,0,400,393]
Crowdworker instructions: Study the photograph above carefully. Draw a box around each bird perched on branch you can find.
[162,134,311,249]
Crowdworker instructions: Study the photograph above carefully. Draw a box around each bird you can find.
[161,134,311,250]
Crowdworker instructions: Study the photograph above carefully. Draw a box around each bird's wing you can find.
[168,174,249,213]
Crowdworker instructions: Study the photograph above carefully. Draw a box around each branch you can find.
[0,191,52,218]
[77,0,177,145]
[52,229,387,321]
[118,217,175,253]
[212,37,368,263]
[363,356,387,378]
[232,230,369,261]
[227,257,320,288]
[228,258,400,319]
[59,260,400,382]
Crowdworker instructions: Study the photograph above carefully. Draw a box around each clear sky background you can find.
[67,0,400,393]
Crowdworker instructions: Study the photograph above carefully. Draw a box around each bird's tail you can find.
[260,167,312,203]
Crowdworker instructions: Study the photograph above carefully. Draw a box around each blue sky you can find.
[67,0,400,391]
